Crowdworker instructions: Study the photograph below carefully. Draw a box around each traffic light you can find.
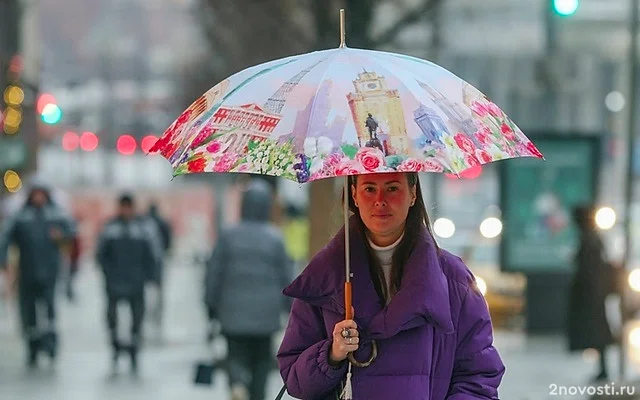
[141,134,158,154]
[37,93,62,124]
[552,0,579,16]
[116,134,137,155]
[1,55,28,187]
[2,83,24,134]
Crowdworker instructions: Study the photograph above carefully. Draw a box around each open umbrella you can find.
[150,8,543,397]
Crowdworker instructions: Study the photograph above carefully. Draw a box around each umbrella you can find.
[150,8,542,396]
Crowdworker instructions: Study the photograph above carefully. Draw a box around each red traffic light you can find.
[141,135,158,154]
[62,131,79,152]
[37,93,57,114]
[117,134,137,155]
[80,131,99,152]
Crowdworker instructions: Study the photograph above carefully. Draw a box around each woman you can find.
[277,172,505,399]
[566,205,615,382]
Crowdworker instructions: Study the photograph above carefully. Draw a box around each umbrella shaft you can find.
[344,176,351,283]
[344,176,353,320]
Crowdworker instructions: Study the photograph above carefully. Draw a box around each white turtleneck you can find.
[368,233,404,304]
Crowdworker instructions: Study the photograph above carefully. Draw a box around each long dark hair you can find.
[344,173,439,303]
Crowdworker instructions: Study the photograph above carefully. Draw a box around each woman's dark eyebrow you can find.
[360,180,401,185]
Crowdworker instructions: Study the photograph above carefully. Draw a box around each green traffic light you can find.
[553,0,579,16]
[41,103,62,124]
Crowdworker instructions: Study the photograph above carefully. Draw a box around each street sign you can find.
[0,137,27,170]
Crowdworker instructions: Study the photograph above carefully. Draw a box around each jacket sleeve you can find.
[277,298,346,399]
[0,215,18,267]
[446,283,506,400]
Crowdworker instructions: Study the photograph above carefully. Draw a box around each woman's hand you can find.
[330,319,359,364]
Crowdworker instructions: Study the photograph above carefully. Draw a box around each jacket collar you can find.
[282,216,455,338]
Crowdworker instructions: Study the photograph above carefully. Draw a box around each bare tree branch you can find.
[370,0,442,48]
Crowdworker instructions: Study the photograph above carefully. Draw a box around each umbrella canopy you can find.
[150,46,541,184]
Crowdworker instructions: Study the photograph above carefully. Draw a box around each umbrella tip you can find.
[339,9,346,48]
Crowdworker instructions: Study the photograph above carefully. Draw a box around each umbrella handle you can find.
[345,282,353,320]
[348,339,377,368]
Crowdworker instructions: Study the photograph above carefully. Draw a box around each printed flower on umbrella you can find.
[396,158,424,172]
[150,109,193,157]
[239,138,298,180]
[355,147,386,172]
[185,152,208,173]
[469,97,542,159]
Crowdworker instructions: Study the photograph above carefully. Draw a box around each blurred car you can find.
[433,215,526,330]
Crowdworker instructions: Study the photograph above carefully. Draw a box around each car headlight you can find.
[628,269,640,292]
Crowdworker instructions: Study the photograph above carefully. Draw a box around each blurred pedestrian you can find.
[96,194,158,375]
[0,183,76,367]
[205,179,293,400]
[277,172,505,399]
[567,204,616,382]
[144,202,172,337]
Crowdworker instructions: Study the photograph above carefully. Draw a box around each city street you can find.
[1,260,639,400]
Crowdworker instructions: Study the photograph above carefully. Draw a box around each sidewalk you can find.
[1,262,640,399]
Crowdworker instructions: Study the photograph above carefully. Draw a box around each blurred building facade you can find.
[9,0,640,267]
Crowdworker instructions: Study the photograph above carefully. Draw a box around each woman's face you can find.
[351,173,417,247]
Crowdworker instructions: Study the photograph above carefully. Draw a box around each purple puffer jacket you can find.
[277,221,505,399]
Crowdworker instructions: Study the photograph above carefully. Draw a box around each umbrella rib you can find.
[303,50,343,147]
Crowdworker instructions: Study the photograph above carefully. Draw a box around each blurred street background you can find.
[3,0,640,399]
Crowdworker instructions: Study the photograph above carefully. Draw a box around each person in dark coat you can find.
[205,178,293,400]
[0,184,76,367]
[96,194,158,375]
[145,203,172,334]
[566,204,615,381]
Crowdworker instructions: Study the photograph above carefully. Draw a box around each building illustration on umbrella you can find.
[203,60,324,153]
[412,81,481,147]
[347,70,409,156]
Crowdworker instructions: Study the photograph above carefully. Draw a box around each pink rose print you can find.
[500,123,516,142]
[474,126,493,147]
[355,147,385,172]
[465,154,480,168]
[335,158,364,176]
[324,153,342,168]
[213,153,238,172]
[423,159,444,173]
[454,133,476,155]
[397,158,424,172]
[475,149,493,164]
[470,100,503,118]
[206,140,224,154]
[470,101,490,117]
[486,102,503,118]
